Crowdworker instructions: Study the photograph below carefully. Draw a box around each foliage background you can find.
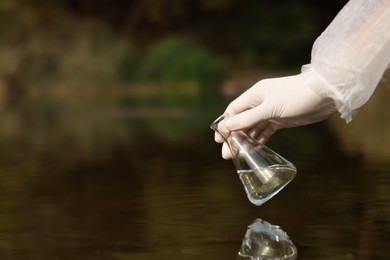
[0,0,348,160]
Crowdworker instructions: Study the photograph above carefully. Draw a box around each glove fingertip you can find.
[224,117,241,131]
[222,143,232,160]
[214,133,224,143]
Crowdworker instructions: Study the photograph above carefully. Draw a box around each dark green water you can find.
[0,119,389,260]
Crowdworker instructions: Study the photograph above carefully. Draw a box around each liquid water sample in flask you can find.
[236,218,297,260]
[210,114,297,206]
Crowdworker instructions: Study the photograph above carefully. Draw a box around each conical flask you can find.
[211,114,297,206]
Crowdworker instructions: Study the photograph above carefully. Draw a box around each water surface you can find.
[0,94,389,259]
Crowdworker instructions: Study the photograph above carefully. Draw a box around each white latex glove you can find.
[215,74,337,159]
[214,0,390,160]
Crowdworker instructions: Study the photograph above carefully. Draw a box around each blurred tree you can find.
[21,0,347,68]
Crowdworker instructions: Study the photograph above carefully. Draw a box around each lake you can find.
[0,87,389,260]
[1,2,388,258]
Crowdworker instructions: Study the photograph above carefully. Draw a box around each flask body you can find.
[211,115,296,206]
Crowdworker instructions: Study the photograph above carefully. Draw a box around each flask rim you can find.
[210,113,228,131]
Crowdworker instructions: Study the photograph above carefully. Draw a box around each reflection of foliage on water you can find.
[0,5,227,162]
[0,0,349,162]
[125,37,227,140]
[329,85,390,162]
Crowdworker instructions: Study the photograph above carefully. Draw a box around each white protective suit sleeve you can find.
[301,0,390,123]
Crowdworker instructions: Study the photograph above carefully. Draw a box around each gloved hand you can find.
[215,74,337,159]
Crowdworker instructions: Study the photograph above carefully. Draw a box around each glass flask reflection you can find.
[236,218,297,260]
[210,114,296,206]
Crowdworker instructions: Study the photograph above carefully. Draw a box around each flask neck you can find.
[210,114,250,156]
[210,114,228,141]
